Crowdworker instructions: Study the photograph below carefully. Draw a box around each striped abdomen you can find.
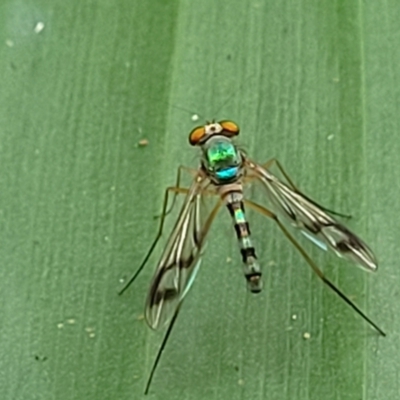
[225,191,262,293]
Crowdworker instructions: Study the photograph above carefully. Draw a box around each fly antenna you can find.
[211,73,256,117]
[171,104,205,122]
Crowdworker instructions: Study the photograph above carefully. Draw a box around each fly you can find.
[119,120,385,394]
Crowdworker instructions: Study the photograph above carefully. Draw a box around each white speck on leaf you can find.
[138,139,149,147]
[303,332,311,340]
[34,22,45,34]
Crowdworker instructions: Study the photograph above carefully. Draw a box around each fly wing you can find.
[145,178,219,330]
[246,160,378,272]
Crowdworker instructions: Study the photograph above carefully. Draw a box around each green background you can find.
[1,0,399,399]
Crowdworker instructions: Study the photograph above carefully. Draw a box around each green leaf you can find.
[0,1,398,399]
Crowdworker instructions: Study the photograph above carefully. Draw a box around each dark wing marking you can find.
[246,160,377,271]
[145,178,218,330]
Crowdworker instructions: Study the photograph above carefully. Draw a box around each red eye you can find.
[219,120,240,136]
[188,126,206,145]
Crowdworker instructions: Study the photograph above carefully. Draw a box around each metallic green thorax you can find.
[207,140,236,164]
[202,136,241,181]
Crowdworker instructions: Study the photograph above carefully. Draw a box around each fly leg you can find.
[118,186,191,295]
[244,199,385,337]
[156,165,199,218]
[144,199,222,393]
[144,304,182,394]
[261,158,351,219]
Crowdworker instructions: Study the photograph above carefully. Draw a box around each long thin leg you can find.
[118,186,191,295]
[144,199,222,394]
[244,199,386,337]
[144,304,182,395]
[261,158,299,190]
[159,165,199,218]
[261,158,351,219]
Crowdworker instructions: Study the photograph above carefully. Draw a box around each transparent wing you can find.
[145,178,220,330]
[245,159,378,271]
